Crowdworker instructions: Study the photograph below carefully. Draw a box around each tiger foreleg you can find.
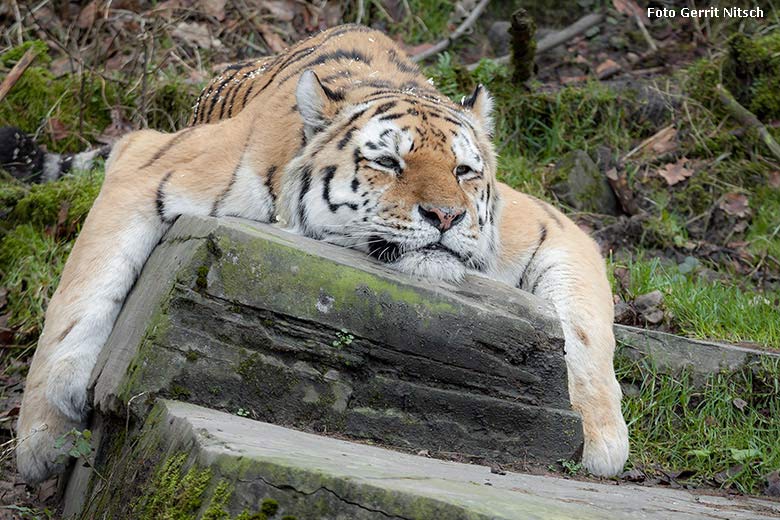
[16,131,190,482]
[529,247,629,477]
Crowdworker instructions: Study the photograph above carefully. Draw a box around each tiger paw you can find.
[45,352,92,422]
[581,414,629,477]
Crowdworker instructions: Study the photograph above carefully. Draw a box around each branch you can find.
[467,12,605,71]
[411,0,491,63]
[717,84,780,163]
[0,47,38,104]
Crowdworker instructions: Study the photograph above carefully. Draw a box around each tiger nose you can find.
[418,205,466,232]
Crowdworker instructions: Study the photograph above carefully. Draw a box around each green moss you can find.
[135,453,214,520]
[170,384,192,400]
[8,169,104,231]
[202,480,233,520]
[0,40,50,67]
[260,498,279,516]
[196,265,210,289]
[687,29,780,121]
[0,224,70,337]
[185,350,200,362]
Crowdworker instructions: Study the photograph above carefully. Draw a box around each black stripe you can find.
[297,165,313,229]
[279,49,372,86]
[530,265,554,294]
[517,224,548,288]
[265,165,278,203]
[379,113,404,121]
[374,102,397,116]
[338,127,357,150]
[322,165,359,212]
[141,128,195,169]
[204,69,241,122]
[156,171,174,222]
[387,49,420,74]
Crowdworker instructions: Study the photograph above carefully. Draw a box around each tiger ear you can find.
[461,84,494,136]
[296,70,344,141]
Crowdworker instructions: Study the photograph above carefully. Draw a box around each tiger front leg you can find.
[530,246,629,477]
[15,131,184,483]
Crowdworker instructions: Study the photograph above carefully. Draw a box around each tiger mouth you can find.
[367,236,464,264]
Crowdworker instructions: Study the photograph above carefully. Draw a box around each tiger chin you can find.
[16,24,628,484]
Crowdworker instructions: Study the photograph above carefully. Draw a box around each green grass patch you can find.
[610,254,780,347]
[0,168,104,339]
[618,353,780,494]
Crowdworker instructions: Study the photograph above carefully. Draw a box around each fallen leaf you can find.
[769,171,780,189]
[96,107,134,145]
[261,0,297,22]
[77,0,98,29]
[733,397,748,410]
[719,192,751,218]
[620,468,646,481]
[650,126,677,154]
[48,118,69,141]
[613,0,649,23]
[171,22,223,49]
[765,471,780,497]
[657,158,694,186]
[258,24,287,53]
[596,58,621,79]
[199,0,225,20]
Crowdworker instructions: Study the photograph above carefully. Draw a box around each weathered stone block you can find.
[70,400,779,519]
[91,216,581,470]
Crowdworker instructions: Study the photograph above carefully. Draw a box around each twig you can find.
[716,84,780,163]
[467,12,605,71]
[633,14,657,52]
[10,0,24,46]
[356,0,365,25]
[411,0,491,62]
[0,47,38,104]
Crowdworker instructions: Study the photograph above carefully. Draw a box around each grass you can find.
[618,353,780,495]
[609,254,780,348]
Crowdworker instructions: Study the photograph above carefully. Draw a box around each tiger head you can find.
[282,70,501,282]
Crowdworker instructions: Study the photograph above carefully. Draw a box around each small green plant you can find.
[54,428,93,463]
[236,408,250,417]
[331,328,354,349]
[552,458,583,476]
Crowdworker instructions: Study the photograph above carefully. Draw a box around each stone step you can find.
[90,215,581,472]
[68,400,780,519]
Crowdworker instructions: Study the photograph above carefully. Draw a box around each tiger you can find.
[15,24,629,483]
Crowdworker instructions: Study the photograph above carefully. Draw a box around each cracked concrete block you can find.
[70,400,780,519]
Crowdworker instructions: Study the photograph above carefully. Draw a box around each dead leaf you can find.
[613,0,649,23]
[719,193,751,218]
[96,107,133,145]
[650,127,677,154]
[768,171,780,189]
[657,158,694,186]
[199,0,226,20]
[382,0,407,22]
[77,0,98,29]
[56,201,70,237]
[48,118,69,141]
[733,397,748,410]
[258,24,287,53]
[596,58,621,80]
[171,22,223,49]
[261,0,297,22]
[620,468,646,481]
[765,471,780,497]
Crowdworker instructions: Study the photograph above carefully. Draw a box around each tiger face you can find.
[282,71,500,282]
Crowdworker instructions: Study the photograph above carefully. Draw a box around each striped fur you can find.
[17,24,628,483]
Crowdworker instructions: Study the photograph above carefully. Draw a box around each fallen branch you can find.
[467,12,605,71]
[717,84,780,163]
[411,0,491,62]
[0,47,38,104]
